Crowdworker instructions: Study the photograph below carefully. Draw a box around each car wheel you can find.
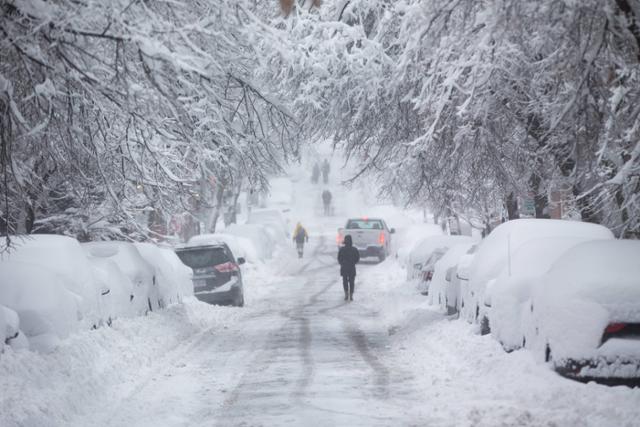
[480,315,490,335]
[378,251,386,262]
[234,292,245,307]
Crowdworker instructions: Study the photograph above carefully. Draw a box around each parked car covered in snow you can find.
[246,208,290,240]
[406,235,475,285]
[176,242,246,307]
[82,242,158,316]
[490,234,614,352]
[429,242,476,313]
[134,243,193,307]
[459,219,614,334]
[337,218,395,262]
[0,261,81,352]
[4,235,103,329]
[522,240,640,382]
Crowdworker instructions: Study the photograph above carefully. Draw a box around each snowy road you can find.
[70,236,424,427]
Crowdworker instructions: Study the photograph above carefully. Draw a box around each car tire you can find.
[234,292,245,307]
[378,251,386,262]
[480,315,490,335]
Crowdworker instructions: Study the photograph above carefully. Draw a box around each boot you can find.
[349,293,353,301]
[344,292,348,301]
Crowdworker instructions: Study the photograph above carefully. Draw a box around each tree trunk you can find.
[505,192,520,220]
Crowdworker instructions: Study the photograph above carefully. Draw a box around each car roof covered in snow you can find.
[469,219,614,290]
[542,239,640,300]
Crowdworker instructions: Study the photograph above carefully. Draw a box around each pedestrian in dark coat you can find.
[338,235,360,301]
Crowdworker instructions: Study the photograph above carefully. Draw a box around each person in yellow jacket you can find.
[293,222,309,258]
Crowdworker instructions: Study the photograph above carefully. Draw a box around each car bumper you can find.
[356,246,383,258]
[555,356,640,383]
[195,286,241,305]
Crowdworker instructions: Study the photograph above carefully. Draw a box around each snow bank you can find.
[0,300,242,426]
[187,233,260,263]
[134,243,193,306]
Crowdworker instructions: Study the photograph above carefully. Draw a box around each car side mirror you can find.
[237,257,246,265]
[456,267,470,281]
[101,287,111,296]
[445,267,454,282]
[390,228,396,234]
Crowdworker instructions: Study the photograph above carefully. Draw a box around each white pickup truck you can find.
[337,218,395,261]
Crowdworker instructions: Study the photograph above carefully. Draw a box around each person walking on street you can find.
[293,222,309,258]
[311,163,320,184]
[322,189,332,216]
[338,235,360,301]
[321,159,330,184]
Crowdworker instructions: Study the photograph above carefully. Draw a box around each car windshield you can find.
[176,247,229,269]
[346,219,384,230]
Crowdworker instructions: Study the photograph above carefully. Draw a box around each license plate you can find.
[193,279,207,289]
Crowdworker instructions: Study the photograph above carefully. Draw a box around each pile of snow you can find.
[187,233,258,263]
[246,208,290,243]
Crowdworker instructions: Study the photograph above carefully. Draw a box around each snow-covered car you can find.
[429,242,476,313]
[338,218,395,262]
[246,208,290,241]
[406,235,475,282]
[1,304,26,350]
[459,219,614,334]
[4,234,103,329]
[522,240,640,382]
[82,242,158,316]
[134,243,193,307]
[175,242,246,307]
[224,223,275,260]
[0,261,81,352]
[490,234,614,352]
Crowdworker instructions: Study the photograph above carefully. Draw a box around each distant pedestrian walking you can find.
[293,222,309,258]
[322,190,332,216]
[321,159,330,184]
[311,163,320,184]
[338,235,360,301]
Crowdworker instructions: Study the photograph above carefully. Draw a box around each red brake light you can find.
[378,232,385,245]
[337,233,343,244]
[215,262,239,273]
[604,323,626,334]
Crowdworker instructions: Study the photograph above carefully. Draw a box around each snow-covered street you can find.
[3,156,640,427]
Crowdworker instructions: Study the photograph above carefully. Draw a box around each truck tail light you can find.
[337,233,343,244]
[378,232,385,245]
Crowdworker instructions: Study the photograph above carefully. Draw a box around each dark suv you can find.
[175,243,245,307]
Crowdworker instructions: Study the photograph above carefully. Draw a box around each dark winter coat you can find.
[338,235,360,277]
[322,190,332,204]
